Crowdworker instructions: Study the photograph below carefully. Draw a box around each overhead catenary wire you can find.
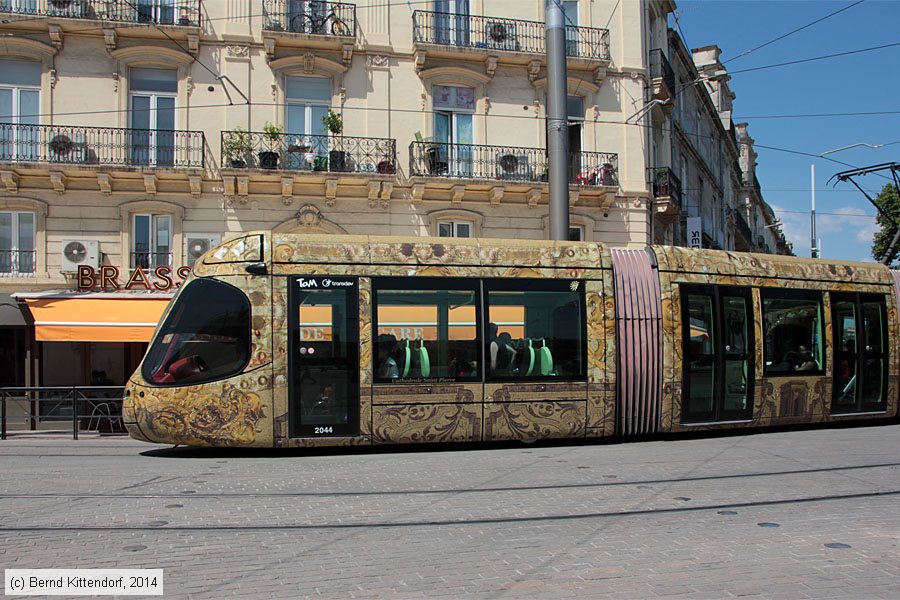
[721,0,866,65]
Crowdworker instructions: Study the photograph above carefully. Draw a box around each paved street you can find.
[1,424,899,599]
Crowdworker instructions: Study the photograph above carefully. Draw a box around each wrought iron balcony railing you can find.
[0,123,205,168]
[0,250,35,276]
[131,251,172,270]
[0,0,200,25]
[221,130,397,174]
[409,141,618,188]
[730,208,753,244]
[262,0,355,36]
[651,167,682,208]
[412,11,610,61]
[649,49,675,94]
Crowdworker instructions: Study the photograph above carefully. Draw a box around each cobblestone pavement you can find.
[1,424,899,599]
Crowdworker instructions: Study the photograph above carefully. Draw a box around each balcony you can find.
[262,1,356,59]
[0,250,35,277]
[412,11,610,78]
[649,49,675,104]
[221,131,396,175]
[409,141,618,189]
[131,251,172,270]
[0,123,205,169]
[263,0,355,36]
[730,208,753,251]
[651,167,682,216]
[0,0,200,24]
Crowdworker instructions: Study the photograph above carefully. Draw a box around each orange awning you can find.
[21,294,173,342]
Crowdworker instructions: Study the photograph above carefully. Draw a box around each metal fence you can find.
[0,249,36,276]
[651,167,682,209]
[409,141,618,187]
[1,386,126,440]
[262,0,356,36]
[221,130,397,174]
[0,123,205,168]
[130,251,173,270]
[412,10,610,61]
[649,49,675,94]
[0,0,201,25]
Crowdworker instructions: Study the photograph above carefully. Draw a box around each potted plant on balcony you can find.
[322,110,348,172]
[258,121,283,169]
[653,167,670,197]
[223,126,251,168]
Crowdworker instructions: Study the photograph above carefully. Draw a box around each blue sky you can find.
[673,0,900,262]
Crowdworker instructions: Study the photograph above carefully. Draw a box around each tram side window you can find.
[142,278,251,385]
[762,290,824,375]
[373,278,481,383]
[485,280,586,380]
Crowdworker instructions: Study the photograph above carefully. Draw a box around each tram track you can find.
[1,460,897,499]
[0,488,897,532]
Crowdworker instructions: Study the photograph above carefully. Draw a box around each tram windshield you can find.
[142,278,251,385]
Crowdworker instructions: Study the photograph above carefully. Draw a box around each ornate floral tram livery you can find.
[123,233,899,447]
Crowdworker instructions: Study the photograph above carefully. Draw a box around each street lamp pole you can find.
[811,164,818,258]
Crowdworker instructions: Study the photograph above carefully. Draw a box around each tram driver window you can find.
[142,279,251,385]
[372,278,481,383]
[761,291,824,375]
[484,279,586,380]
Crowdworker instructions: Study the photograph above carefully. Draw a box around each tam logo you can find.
[297,279,319,288]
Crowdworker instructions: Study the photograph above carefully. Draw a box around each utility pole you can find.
[545,0,569,240]
[811,164,818,258]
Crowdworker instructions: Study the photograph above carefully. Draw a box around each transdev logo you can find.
[570,281,579,291]
[297,278,355,289]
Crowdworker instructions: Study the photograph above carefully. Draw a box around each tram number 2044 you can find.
[314,426,334,435]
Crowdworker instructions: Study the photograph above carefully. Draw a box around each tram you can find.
[122,232,899,447]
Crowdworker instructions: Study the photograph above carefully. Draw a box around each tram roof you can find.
[652,245,893,285]
[195,232,614,272]
[190,231,893,286]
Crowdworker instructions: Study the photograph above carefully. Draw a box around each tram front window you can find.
[142,278,251,385]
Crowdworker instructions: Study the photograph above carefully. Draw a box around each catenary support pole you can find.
[545,0,570,240]
[811,164,818,258]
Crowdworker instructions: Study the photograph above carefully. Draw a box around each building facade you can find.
[0,0,789,413]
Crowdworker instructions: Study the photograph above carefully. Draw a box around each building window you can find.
[136,0,179,25]
[563,0,579,54]
[0,58,41,162]
[437,220,472,238]
[434,0,470,46]
[0,211,35,275]
[373,277,481,383]
[132,213,172,269]
[285,75,331,138]
[485,279,586,380]
[129,67,177,167]
[568,226,584,241]
[433,84,475,176]
[567,95,584,180]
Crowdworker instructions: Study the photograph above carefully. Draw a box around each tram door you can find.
[681,285,754,423]
[288,276,359,437]
[831,293,888,413]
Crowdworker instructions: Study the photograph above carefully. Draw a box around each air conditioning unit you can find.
[48,130,87,164]
[484,21,518,51]
[47,0,84,18]
[61,240,100,272]
[496,153,530,179]
[185,234,221,266]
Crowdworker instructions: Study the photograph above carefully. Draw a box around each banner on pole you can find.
[687,217,702,249]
